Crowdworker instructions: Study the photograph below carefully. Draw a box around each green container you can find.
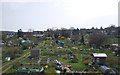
[16,69,30,73]
[29,69,39,72]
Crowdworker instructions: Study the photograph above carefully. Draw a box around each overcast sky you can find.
[1,0,120,31]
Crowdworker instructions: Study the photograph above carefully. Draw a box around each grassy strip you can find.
[2,51,30,73]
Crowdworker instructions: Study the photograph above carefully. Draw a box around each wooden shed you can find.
[31,48,40,57]
[91,53,107,64]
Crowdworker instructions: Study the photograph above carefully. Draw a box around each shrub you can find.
[69,58,78,63]
[12,61,21,69]
[83,60,90,65]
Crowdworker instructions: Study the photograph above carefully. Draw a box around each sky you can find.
[1,0,120,31]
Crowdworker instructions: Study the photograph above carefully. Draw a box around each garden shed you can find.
[31,48,40,57]
[91,53,107,64]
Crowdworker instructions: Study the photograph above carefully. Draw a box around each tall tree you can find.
[81,34,85,45]
[17,29,23,38]
[89,32,108,48]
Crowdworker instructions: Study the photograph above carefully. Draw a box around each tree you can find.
[100,26,103,30]
[54,32,59,39]
[60,28,70,38]
[3,47,20,59]
[89,32,108,48]
[71,35,80,45]
[91,27,94,29]
[17,29,23,38]
[72,28,79,35]
[69,27,75,30]
[81,34,85,45]
[80,29,85,45]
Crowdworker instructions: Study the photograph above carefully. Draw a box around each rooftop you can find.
[92,53,107,57]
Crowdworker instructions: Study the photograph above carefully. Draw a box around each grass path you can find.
[1,51,30,74]
[1,50,29,67]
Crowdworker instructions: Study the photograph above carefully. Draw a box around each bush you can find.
[83,60,90,65]
[69,58,78,63]
[63,56,67,59]
[12,61,21,69]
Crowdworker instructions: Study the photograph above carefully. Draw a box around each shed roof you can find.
[92,53,107,57]
[31,48,40,51]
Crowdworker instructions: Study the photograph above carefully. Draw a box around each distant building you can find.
[3,31,16,38]
[31,49,40,57]
[33,31,44,37]
[91,53,107,65]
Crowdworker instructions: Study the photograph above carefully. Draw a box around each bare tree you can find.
[89,32,108,48]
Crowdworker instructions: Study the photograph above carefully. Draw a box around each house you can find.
[33,31,44,37]
[91,53,107,65]
[31,49,40,57]
[6,31,16,38]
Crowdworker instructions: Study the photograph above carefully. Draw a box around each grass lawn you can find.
[3,38,120,73]
[45,67,55,73]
